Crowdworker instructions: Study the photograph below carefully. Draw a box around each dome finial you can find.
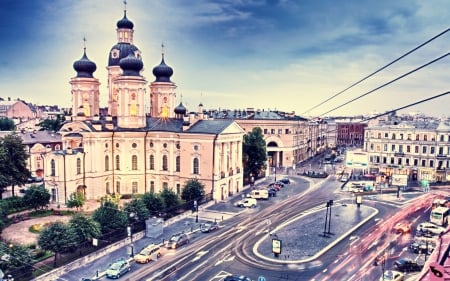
[161,42,165,59]
[123,0,127,13]
[83,35,87,53]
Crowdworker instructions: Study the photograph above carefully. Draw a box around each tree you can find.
[0,242,33,274]
[92,200,128,234]
[37,115,65,132]
[124,198,150,222]
[38,222,78,267]
[141,192,164,216]
[160,187,180,210]
[0,133,30,198]
[181,179,205,202]
[66,192,85,211]
[243,127,267,180]
[23,185,51,211]
[0,118,15,131]
[68,213,101,244]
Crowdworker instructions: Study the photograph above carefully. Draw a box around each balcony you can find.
[394,152,405,157]
[437,154,447,159]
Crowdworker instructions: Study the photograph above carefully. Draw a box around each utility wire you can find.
[302,27,450,115]
[319,52,450,116]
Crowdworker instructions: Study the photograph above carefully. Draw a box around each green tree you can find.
[66,191,85,211]
[141,192,164,216]
[160,187,180,210]
[181,178,205,202]
[0,118,15,131]
[37,115,65,131]
[23,185,51,211]
[0,242,33,273]
[243,127,267,180]
[92,200,128,234]
[0,133,30,198]
[124,198,150,222]
[68,213,101,244]
[38,222,78,267]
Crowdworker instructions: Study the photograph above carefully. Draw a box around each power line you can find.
[319,52,450,116]
[302,27,450,115]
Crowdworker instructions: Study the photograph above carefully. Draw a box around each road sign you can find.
[258,276,266,281]
[429,262,444,281]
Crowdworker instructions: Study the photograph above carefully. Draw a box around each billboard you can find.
[392,174,408,186]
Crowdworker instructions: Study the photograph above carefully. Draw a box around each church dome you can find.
[119,52,143,76]
[73,49,97,78]
[116,11,134,29]
[108,44,140,67]
[174,102,187,115]
[152,54,173,82]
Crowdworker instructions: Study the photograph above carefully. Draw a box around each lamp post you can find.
[327,200,333,234]
[127,212,136,257]
[323,201,329,237]
[194,200,198,223]
[274,167,277,182]
[381,255,386,281]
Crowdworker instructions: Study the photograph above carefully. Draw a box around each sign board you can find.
[258,276,266,281]
[92,238,98,246]
[392,174,407,186]
[272,238,282,254]
[429,261,444,281]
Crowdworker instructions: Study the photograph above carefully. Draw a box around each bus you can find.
[340,167,352,182]
[430,206,450,226]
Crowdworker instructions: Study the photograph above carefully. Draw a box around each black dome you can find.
[108,43,140,67]
[73,49,97,78]
[174,102,187,115]
[152,55,173,82]
[119,52,143,76]
[117,11,134,29]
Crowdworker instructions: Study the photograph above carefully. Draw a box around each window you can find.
[132,182,138,193]
[400,134,403,140]
[384,133,388,138]
[416,134,419,141]
[163,143,167,148]
[149,155,155,170]
[414,159,418,166]
[421,160,426,167]
[415,146,419,153]
[162,182,168,189]
[115,155,120,170]
[398,158,402,165]
[422,146,427,154]
[176,184,181,194]
[407,134,411,140]
[116,142,120,148]
[383,144,388,152]
[378,133,381,139]
[193,157,199,174]
[131,155,138,170]
[149,142,154,148]
[278,129,282,135]
[116,181,120,194]
[383,157,387,164]
[430,160,434,168]
[440,135,445,142]
[150,181,155,193]
[176,156,180,172]
[106,182,111,194]
[162,155,168,171]
[439,147,444,155]
[406,158,410,165]
[370,143,374,151]
[424,135,428,141]
[51,159,55,176]
[264,129,268,134]
[391,144,395,152]
[76,158,81,175]
[105,155,109,171]
[392,133,396,140]
[285,129,290,134]
[271,129,275,134]
[431,147,435,154]
[132,143,137,148]
[406,145,411,153]
[390,157,394,164]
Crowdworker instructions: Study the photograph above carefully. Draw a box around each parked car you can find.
[394,258,423,272]
[266,187,277,197]
[134,244,161,264]
[417,222,446,236]
[268,183,281,191]
[166,233,189,249]
[393,221,412,234]
[224,275,253,281]
[105,258,131,279]
[279,177,291,184]
[409,241,434,254]
[248,189,269,200]
[235,198,257,208]
[200,221,219,233]
[275,181,285,188]
[379,270,404,281]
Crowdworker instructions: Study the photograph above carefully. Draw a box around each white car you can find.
[379,270,404,281]
[417,222,446,236]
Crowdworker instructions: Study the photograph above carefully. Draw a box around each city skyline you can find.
[0,0,449,117]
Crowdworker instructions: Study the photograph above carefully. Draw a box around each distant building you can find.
[0,98,36,120]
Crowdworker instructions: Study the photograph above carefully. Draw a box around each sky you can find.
[0,0,449,118]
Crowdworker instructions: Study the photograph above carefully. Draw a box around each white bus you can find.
[430,206,450,226]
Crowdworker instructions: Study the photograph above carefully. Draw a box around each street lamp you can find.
[127,212,136,257]
[327,200,333,235]
[194,200,198,223]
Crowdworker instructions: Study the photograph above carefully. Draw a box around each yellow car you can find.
[134,244,161,264]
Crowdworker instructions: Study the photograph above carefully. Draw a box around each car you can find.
[409,241,434,254]
[279,177,291,184]
[166,233,189,249]
[379,270,404,281]
[266,187,277,197]
[417,222,446,236]
[224,275,253,281]
[268,183,281,191]
[394,258,423,272]
[393,221,412,234]
[235,198,257,208]
[105,258,131,279]
[275,181,285,188]
[134,244,161,264]
[200,221,219,233]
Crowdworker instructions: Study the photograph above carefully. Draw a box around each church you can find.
[42,7,245,205]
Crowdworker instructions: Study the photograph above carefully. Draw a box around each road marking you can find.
[192,250,209,261]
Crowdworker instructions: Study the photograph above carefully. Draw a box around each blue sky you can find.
[0,0,449,117]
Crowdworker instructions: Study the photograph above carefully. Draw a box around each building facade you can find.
[42,8,245,204]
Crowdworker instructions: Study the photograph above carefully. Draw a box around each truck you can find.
[248,189,269,200]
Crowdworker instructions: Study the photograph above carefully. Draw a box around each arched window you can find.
[106,182,111,194]
[131,155,138,170]
[76,158,81,175]
[162,155,168,171]
[193,157,199,174]
[50,159,55,176]
[149,155,155,170]
[176,156,180,172]
[116,181,120,194]
[105,155,109,171]
[115,155,120,170]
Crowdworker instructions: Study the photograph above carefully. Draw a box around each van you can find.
[236,198,257,208]
[248,189,269,200]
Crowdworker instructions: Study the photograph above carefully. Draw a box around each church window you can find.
[149,155,155,170]
[162,155,168,171]
[132,182,138,193]
[76,158,81,175]
[176,156,180,172]
[105,143,108,148]
[132,143,137,148]
[150,181,155,193]
[132,155,138,170]
[50,159,55,176]
[193,158,199,175]
[176,143,180,149]
[105,156,109,171]
[116,155,120,170]
[116,181,120,194]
